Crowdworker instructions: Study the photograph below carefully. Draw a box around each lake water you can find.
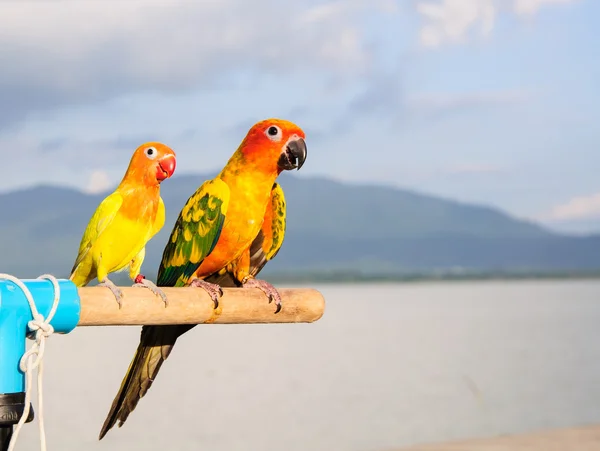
[10,280,600,450]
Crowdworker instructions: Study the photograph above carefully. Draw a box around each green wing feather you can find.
[157,178,229,287]
[205,182,286,286]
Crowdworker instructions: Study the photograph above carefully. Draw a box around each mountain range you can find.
[1,172,600,282]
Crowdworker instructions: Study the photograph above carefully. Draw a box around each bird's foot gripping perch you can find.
[133,274,169,307]
[189,278,223,309]
[242,277,282,313]
[97,277,124,308]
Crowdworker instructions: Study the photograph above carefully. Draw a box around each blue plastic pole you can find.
[0,278,80,449]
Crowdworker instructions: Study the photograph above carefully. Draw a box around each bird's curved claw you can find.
[242,278,282,313]
[98,277,124,309]
[132,274,169,307]
[188,278,223,309]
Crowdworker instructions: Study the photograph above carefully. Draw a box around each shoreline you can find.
[264,272,600,284]
[48,270,600,285]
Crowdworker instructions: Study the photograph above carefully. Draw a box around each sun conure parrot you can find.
[98,118,307,439]
[69,142,177,307]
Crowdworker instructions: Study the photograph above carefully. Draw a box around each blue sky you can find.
[0,0,598,233]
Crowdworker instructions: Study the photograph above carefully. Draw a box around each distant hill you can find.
[1,173,600,281]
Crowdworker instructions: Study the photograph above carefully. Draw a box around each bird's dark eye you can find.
[145,147,157,159]
[265,125,282,141]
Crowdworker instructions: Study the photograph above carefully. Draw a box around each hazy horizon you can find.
[0,170,594,238]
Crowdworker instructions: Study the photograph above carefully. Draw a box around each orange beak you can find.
[156,154,176,182]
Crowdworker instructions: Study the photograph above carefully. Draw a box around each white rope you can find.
[0,274,61,451]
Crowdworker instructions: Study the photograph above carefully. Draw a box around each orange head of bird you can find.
[124,142,177,186]
[237,119,307,174]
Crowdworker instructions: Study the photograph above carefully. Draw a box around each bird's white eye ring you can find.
[144,147,157,159]
[265,125,282,142]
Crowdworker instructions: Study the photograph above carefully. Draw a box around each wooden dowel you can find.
[76,287,325,326]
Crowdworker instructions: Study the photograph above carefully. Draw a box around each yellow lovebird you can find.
[69,142,177,307]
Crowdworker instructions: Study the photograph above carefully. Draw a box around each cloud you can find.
[416,0,496,48]
[409,89,530,109]
[39,134,154,155]
[0,0,382,129]
[337,82,531,132]
[543,193,600,221]
[514,0,578,15]
[407,89,532,120]
[0,0,577,132]
[415,0,579,48]
[85,170,112,194]
[348,73,404,116]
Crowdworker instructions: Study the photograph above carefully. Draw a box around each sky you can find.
[0,0,598,233]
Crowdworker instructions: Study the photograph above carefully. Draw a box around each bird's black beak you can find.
[278,137,307,171]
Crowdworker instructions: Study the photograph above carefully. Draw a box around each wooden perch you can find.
[77,286,325,326]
